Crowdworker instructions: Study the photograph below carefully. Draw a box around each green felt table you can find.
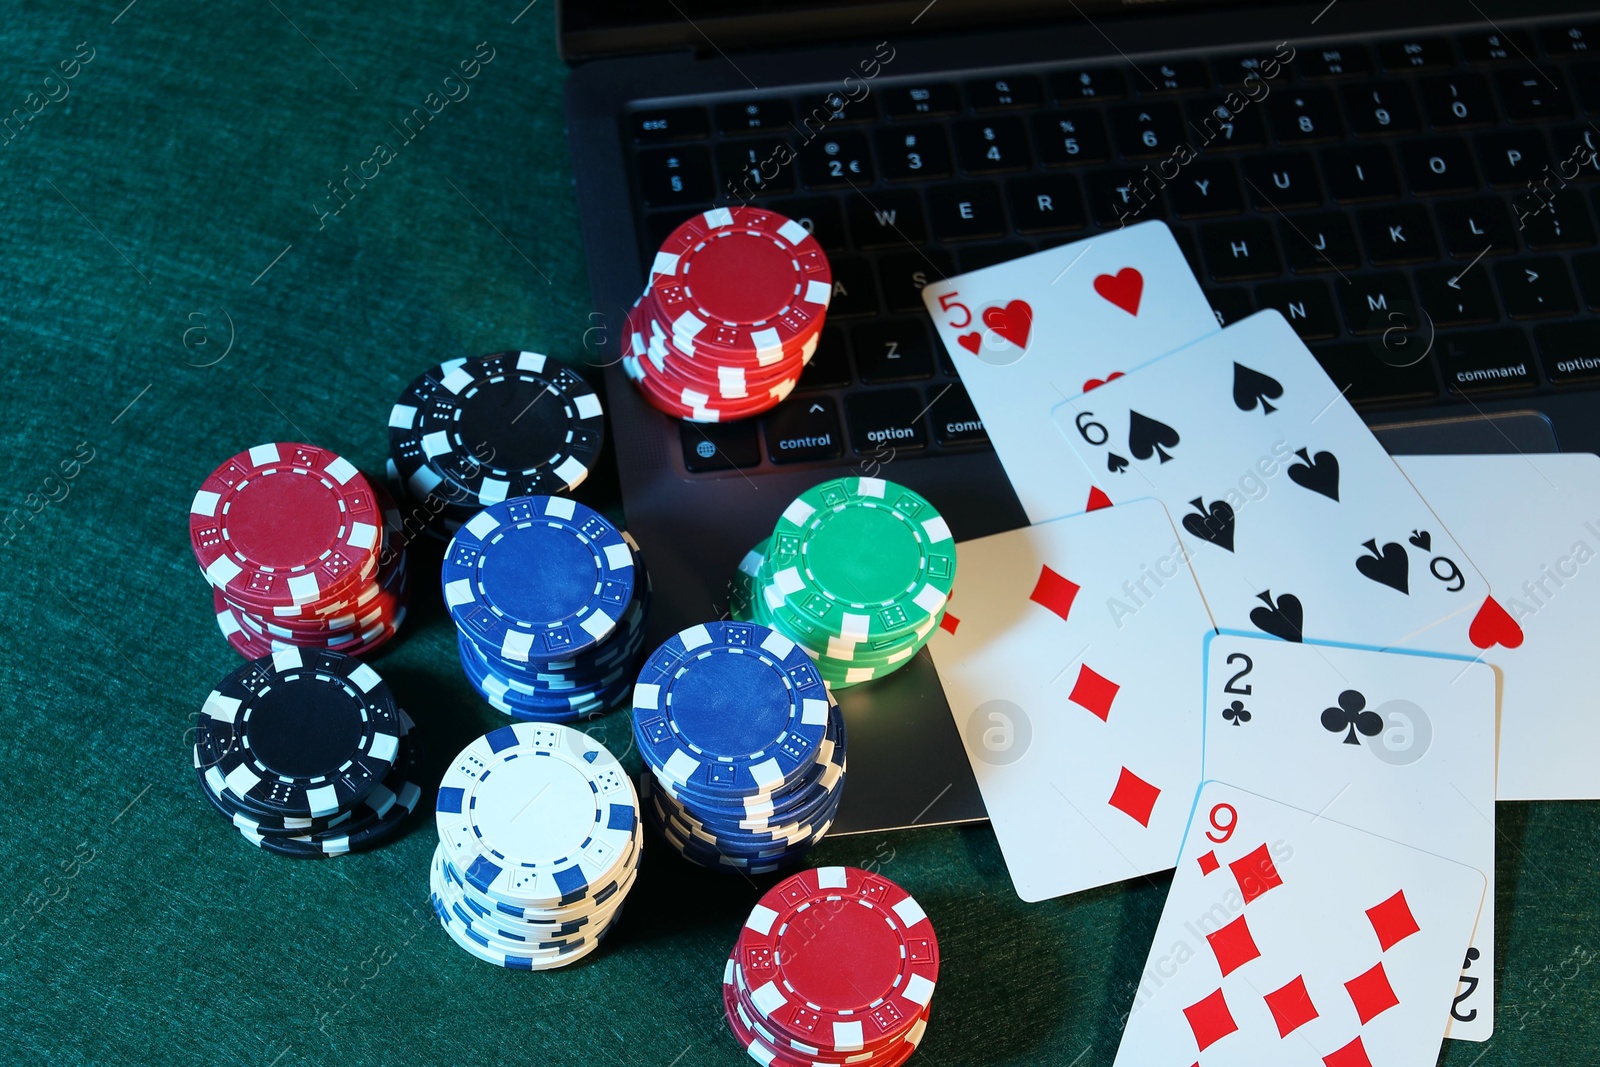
[2,2,1597,1064]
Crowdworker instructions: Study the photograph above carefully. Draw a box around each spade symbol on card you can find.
[1286,448,1340,501]
[1222,699,1252,726]
[1127,411,1179,463]
[1320,689,1383,745]
[1181,497,1235,552]
[1356,538,1409,595]
[1409,529,1432,551]
[1250,589,1304,642]
[1231,362,1284,415]
[1106,453,1130,474]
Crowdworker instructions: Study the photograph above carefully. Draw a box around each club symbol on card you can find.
[1127,410,1179,463]
[1249,589,1304,642]
[1092,267,1143,316]
[1286,448,1340,502]
[1231,362,1284,415]
[1182,497,1235,552]
[980,299,1033,350]
[1356,538,1410,595]
[1321,689,1382,745]
[1222,699,1252,726]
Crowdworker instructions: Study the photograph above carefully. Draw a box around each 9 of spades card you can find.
[1048,310,1488,649]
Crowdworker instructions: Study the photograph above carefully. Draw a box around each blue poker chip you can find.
[632,621,830,798]
[443,496,636,664]
[658,697,843,819]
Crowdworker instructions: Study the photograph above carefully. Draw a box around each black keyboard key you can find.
[845,389,928,455]
[926,182,1006,241]
[1542,22,1600,56]
[851,319,934,383]
[1457,29,1534,64]
[1495,257,1578,318]
[1575,251,1600,310]
[1085,168,1154,226]
[882,82,961,119]
[1301,44,1372,79]
[929,384,989,447]
[1255,280,1340,340]
[798,131,874,189]
[958,243,1031,273]
[846,189,927,249]
[716,139,796,198]
[1241,153,1323,210]
[827,256,879,317]
[1398,138,1478,195]
[716,99,793,134]
[1574,61,1600,112]
[632,106,709,143]
[1185,97,1267,151]
[1549,125,1600,182]
[767,196,847,253]
[1339,272,1417,334]
[1033,110,1111,165]
[1495,68,1572,123]
[1322,144,1400,202]
[953,116,1033,174]
[1420,73,1497,129]
[1007,175,1087,232]
[1435,198,1518,257]
[1476,130,1552,187]
[764,397,845,463]
[1438,329,1538,393]
[1109,102,1188,158]
[1416,264,1500,326]
[877,249,953,312]
[1167,158,1244,218]
[1172,227,1204,280]
[966,75,1043,110]
[1200,219,1280,280]
[1379,36,1454,72]
[680,420,762,472]
[1516,189,1596,249]
[1212,50,1291,87]
[1278,212,1361,273]
[798,326,851,389]
[636,146,714,208]
[1050,66,1128,102]
[1536,321,1600,384]
[1267,88,1343,143]
[876,125,953,182]
[1342,81,1421,136]
[1358,204,1439,264]
[1205,286,1255,329]
[812,89,878,125]
[1313,342,1437,403]
[1142,59,1209,94]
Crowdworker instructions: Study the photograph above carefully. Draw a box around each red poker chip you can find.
[214,592,407,659]
[190,443,383,611]
[625,348,797,424]
[726,951,928,1062]
[722,956,925,1067]
[734,866,939,1053]
[628,303,818,398]
[646,207,831,366]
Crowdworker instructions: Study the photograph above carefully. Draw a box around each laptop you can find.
[561,0,1600,835]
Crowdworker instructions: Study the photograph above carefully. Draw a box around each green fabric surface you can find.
[1,2,1597,1063]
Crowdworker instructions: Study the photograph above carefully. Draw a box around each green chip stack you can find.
[731,477,957,688]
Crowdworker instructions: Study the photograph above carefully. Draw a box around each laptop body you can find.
[562,0,1600,834]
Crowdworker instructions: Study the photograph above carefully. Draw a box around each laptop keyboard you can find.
[624,18,1600,474]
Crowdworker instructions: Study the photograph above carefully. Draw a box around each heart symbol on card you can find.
[1082,371,1126,392]
[1093,267,1144,316]
[1468,595,1524,650]
[957,332,982,355]
[981,300,1033,350]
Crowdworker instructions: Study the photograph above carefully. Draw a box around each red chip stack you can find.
[624,206,832,423]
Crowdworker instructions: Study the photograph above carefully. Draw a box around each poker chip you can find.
[191,444,411,658]
[443,496,650,721]
[731,478,956,689]
[632,621,846,873]
[388,352,604,537]
[430,723,641,969]
[191,650,419,856]
[724,866,939,1062]
[623,207,831,423]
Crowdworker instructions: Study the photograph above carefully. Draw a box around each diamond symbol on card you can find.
[1206,916,1262,977]
[1345,962,1400,1024]
[1107,767,1160,827]
[1322,1036,1374,1067]
[1197,850,1219,875]
[1263,975,1320,1037]
[1181,988,1238,1053]
[1029,566,1081,621]
[1365,890,1421,951]
[1228,843,1284,905]
[1068,664,1120,721]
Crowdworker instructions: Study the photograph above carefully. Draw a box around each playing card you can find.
[1114,781,1486,1067]
[1398,452,1600,801]
[926,498,1216,901]
[921,221,1217,523]
[1049,310,1488,649]
[1200,633,1498,1040]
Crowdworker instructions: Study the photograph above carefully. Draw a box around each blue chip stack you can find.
[443,495,650,722]
[632,620,847,875]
